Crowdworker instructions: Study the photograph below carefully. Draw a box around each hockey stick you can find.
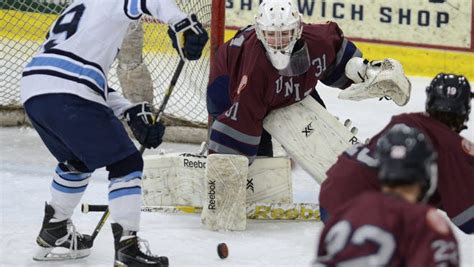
[89,207,110,241]
[82,202,322,221]
[139,59,185,154]
[88,59,186,243]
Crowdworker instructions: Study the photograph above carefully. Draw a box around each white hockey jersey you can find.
[21,0,186,117]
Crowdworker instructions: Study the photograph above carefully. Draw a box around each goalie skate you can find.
[33,203,92,261]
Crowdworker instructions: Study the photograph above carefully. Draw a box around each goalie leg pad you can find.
[201,154,248,231]
[263,97,359,183]
[142,154,292,207]
[142,153,206,207]
[247,157,292,203]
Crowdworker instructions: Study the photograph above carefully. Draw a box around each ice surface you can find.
[1,77,472,266]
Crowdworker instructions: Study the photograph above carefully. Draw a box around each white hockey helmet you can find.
[255,0,303,70]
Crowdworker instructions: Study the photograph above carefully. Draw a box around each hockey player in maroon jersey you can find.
[206,0,410,162]
[315,125,459,267]
[320,73,474,234]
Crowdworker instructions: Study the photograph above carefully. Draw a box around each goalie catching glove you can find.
[124,102,165,149]
[168,14,209,61]
[339,58,412,106]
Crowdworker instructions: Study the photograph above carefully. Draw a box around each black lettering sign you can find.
[437,12,449,27]
[241,0,252,10]
[418,10,430,26]
[399,8,411,25]
[333,2,344,19]
[378,7,450,28]
[380,7,392,23]
[351,5,363,21]
[321,0,327,17]
[297,0,316,16]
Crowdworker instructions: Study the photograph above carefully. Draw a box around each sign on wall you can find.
[226,0,473,50]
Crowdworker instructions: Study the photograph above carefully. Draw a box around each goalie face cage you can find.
[0,0,224,135]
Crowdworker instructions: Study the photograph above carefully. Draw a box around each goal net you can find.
[0,0,224,143]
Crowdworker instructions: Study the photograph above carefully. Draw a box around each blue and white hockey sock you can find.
[108,171,143,232]
[49,163,92,222]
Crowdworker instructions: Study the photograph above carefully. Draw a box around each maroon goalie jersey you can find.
[207,22,361,163]
[315,191,459,267]
[320,113,474,233]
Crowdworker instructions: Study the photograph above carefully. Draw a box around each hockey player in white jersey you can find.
[20,0,208,265]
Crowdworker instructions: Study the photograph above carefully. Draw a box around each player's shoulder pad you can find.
[227,25,254,48]
[305,20,342,34]
[426,208,451,236]
[391,112,413,120]
[323,20,344,37]
[461,138,474,157]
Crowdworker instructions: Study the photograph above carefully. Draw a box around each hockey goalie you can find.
[143,0,411,231]
[206,0,410,181]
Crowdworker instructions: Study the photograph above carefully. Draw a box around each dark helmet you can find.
[375,124,438,202]
[426,73,472,132]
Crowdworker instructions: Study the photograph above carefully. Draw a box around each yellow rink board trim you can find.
[0,10,189,55]
[355,42,474,81]
[0,10,56,41]
[2,10,472,80]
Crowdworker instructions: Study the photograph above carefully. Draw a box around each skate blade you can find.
[33,246,90,261]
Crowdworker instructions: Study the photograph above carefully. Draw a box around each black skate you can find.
[33,203,92,261]
[112,223,169,267]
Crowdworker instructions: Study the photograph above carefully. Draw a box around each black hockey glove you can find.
[168,14,209,61]
[124,102,165,149]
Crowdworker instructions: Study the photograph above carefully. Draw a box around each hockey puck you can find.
[217,243,228,259]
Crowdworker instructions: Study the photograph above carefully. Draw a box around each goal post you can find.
[0,0,225,144]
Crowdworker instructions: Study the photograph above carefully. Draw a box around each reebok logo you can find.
[208,180,216,210]
[246,178,254,192]
[302,122,314,137]
[183,158,206,168]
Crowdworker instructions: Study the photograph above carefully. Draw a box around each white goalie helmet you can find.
[255,0,303,70]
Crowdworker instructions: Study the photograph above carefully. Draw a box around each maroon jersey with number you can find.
[320,112,474,233]
[316,191,459,267]
[206,22,361,163]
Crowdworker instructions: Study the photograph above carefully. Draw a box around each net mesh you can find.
[0,0,213,127]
